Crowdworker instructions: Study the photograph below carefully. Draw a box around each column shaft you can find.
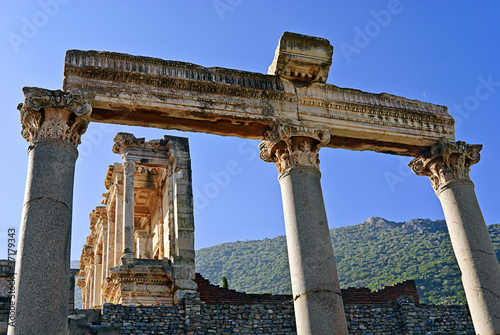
[259,122,348,335]
[93,262,102,307]
[10,139,76,335]
[438,180,500,333]
[89,268,94,308]
[101,235,107,282]
[279,166,347,335]
[409,140,500,334]
[122,160,136,262]
[115,185,124,267]
[107,211,115,275]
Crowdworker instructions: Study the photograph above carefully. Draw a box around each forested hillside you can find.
[196,217,500,305]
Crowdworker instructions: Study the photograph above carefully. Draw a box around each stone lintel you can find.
[63,48,455,156]
[113,132,173,165]
[268,31,333,83]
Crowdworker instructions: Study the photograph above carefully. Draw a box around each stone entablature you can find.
[62,42,454,155]
[77,133,196,309]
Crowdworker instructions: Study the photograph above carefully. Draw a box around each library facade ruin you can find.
[8,32,500,334]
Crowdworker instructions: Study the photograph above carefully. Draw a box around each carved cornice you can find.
[112,132,146,155]
[18,87,94,146]
[409,139,482,191]
[65,49,286,92]
[298,97,453,132]
[109,265,174,286]
[259,120,330,175]
[65,65,453,130]
[113,132,172,167]
[63,51,453,122]
[76,278,86,289]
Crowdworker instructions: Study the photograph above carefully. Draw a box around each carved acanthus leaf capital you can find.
[259,120,331,175]
[19,87,94,146]
[409,139,482,191]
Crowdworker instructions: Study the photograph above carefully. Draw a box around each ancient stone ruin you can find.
[77,133,196,308]
[8,32,500,334]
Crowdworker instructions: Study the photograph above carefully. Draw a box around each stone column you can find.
[93,255,102,307]
[259,122,348,335]
[122,160,136,263]
[101,229,107,283]
[8,87,93,335]
[135,230,150,258]
[69,269,79,313]
[410,139,500,334]
[106,209,115,275]
[88,267,94,309]
[114,179,124,267]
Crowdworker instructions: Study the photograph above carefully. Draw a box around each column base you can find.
[121,252,136,265]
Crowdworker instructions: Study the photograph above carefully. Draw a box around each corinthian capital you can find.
[18,87,95,146]
[259,120,330,175]
[409,139,482,191]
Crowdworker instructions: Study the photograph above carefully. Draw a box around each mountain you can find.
[196,217,500,305]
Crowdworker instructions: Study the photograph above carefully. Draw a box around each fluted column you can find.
[88,267,94,310]
[410,139,500,334]
[122,159,136,263]
[106,209,115,275]
[259,121,347,335]
[9,87,93,335]
[101,233,107,283]
[93,254,102,307]
[114,179,124,267]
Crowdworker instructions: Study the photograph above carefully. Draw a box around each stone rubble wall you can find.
[0,297,10,335]
[93,293,474,335]
[345,296,474,335]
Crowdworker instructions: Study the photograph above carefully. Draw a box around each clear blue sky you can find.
[1,1,500,261]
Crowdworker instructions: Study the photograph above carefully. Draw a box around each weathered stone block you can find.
[268,31,333,83]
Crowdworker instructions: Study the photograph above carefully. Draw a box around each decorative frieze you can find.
[63,42,456,154]
[259,121,330,174]
[409,139,482,191]
[18,87,94,146]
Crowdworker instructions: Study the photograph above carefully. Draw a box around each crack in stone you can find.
[467,249,495,256]
[24,196,70,211]
[294,289,342,301]
[481,287,500,300]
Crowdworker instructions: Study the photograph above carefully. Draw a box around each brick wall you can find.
[195,273,292,305]
[195,273,419,306]
[341,280,420,305]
